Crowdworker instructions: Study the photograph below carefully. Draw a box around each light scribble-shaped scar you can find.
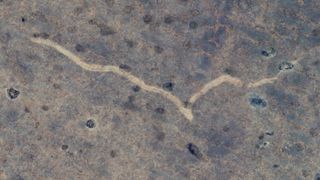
[30,37,281,122]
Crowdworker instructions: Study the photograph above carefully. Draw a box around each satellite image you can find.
[1,0,320,179]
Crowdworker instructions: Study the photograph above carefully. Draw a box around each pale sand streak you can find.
[31,37,320,121]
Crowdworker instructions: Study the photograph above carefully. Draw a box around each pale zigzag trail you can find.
[29,37,284,122]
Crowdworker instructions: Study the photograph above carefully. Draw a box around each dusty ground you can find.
[1,0,320,179]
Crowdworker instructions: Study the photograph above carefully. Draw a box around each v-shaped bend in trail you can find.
[29,37,275,122]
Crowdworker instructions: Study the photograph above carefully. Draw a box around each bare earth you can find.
[1,0,320,179]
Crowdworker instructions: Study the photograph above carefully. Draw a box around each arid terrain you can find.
[1,0,320,179]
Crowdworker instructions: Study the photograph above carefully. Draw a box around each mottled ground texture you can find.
[1,0,320,179]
